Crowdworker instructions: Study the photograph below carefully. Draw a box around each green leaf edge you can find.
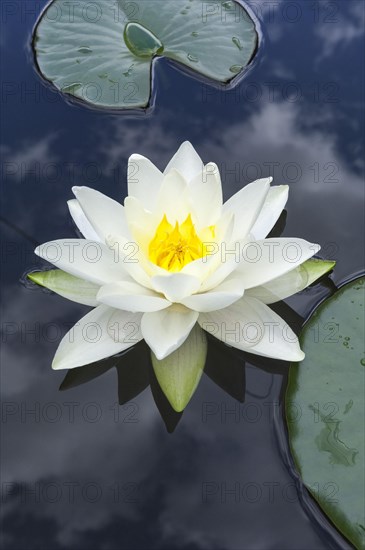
[285,276,365,550]
[303,259,336,286]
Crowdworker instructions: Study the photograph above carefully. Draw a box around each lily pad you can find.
[33,0,258,109]
[286,277,365,549]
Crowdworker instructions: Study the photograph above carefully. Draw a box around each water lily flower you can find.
[31,142,334,411]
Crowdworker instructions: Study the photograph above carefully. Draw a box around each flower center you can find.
[149,214,212,272]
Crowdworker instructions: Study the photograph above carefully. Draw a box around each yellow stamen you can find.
[149,214,214,272]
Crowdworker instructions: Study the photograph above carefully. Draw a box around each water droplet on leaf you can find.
[232,37,243,50]
[123,64,134,77]
[124,22,164,58]
[77,47,92,54]
[229,64,243,74]
[187,53,199,62]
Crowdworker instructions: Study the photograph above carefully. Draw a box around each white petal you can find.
[199,297,304,361]
[107,308,143,343]
[52,305,142,370]
[127,154,164,211]
[72,186,130,242]
[105,233,169,290]
[236,238,320,289]
[189,163,223,227]
[199,258,238,292]
[124,196,157,231]
[123,196,158,254]
[250,185,289,239]
[35,239,126,285]
[141,307,199,360]
[67,199,101,241]
[155,169,190,223]
[164,141,203,183]
[180,275,244,312]
[223,178,271,241]
[105,234,152,288]
[28,270,99,307]
[181,254,222,284]
[180,210,235,285]
[97,281,171,312]
[246,267,305,304]
[246,259,336,304]
[151,273,201,302]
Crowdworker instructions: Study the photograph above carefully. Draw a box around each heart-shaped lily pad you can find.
[33,0,258,109]
[286,277,365,549]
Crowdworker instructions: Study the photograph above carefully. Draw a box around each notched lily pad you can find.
[32,0,258,109]
[286,277,365,549]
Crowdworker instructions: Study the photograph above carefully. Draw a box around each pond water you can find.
[1,1,364,548]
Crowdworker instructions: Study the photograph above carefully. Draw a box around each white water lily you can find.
[31,142,334,410]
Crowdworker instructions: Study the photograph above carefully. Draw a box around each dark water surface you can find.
[1,1,364,548]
